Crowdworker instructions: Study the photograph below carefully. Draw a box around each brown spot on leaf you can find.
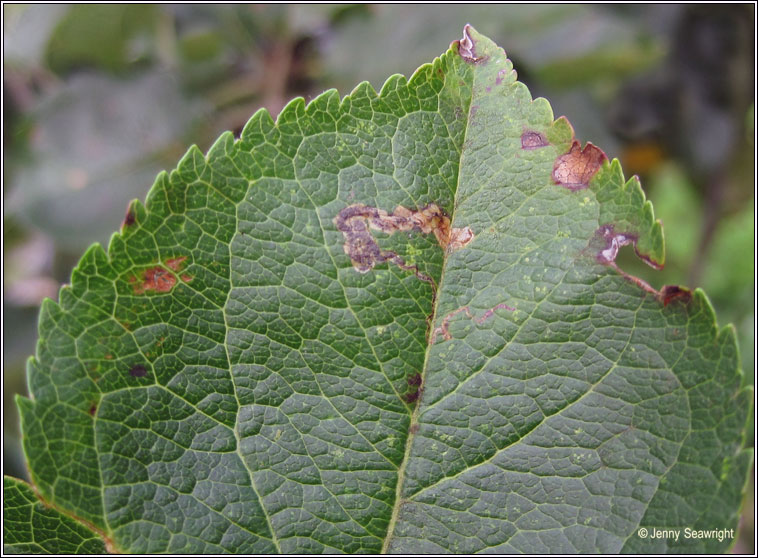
[165,256,187,271]
[131,266,177,294]
[181,274,193,283]
[407,372,422,387]
[552,140,608,191]
[455,24,486,64]
[129,364,147,378]
[521,130,549,150]
[410,423,420,434]
[88,403,97,416]
[661,285,692,307]
[334,203,474,289]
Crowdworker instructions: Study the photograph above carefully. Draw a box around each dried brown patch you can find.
[334,203,473,287]
[165,256,187,271]
[131,266,177,294]
[521,130,549,150]
[180,274,193,283]
[552,140,608,191]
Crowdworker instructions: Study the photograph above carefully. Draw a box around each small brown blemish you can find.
[521,130,549,150]
[431,302,514,344]
[180,274,193,283]
[661,285,692,307]
[410,423,420,434]
[456,24,486,64]
[553,140,608,191]
[104,354,113,360]
[334,203,474,290]
[129,364,148,378]
[122,206,136,228]
[404,388,421,404]
[88,403,97,416]
[165,256,187,271]
[407,372,422,387]
[131,266,177,294]
[495,68,507,85]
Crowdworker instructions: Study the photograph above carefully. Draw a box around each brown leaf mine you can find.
[594,224,662,270]
[661,285,692,307]
[552,140,608,191]
[456,24,486,64]
[122,205,136,228]
[130,266,177,294]
[165,256,187,271]
[521,130,549,150]
[593,225,683,304]
[334,203,474,287]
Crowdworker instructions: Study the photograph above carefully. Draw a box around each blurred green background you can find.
[3,4,754,552]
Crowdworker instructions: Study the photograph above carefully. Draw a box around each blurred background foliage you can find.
[3,4,754,551]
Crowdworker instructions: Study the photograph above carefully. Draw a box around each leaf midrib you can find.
[381,53,475,553]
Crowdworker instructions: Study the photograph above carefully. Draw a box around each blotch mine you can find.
[165,256,187,271]
[594,224,662,270]
[553,140,608,191]
[521,130,549,150]
[456,24,486,64]
[130,266,177,294]
[334,203,474,288]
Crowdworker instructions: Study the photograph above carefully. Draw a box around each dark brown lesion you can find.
[334,203,474,289]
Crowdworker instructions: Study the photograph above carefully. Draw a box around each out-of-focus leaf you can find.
[6,71,210,251]
[702,206,754,301]
[3,5,68,67]
[44,5,159,74]
[319,5,659,94]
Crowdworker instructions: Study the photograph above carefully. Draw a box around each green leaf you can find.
[3,476,107,554]
[12,25,751,553]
